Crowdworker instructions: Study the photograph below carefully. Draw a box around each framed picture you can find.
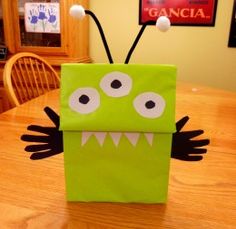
[228,0,236,47]
[139,0,218,26]
[25,2,60,33]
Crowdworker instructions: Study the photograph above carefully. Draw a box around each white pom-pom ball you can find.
[69,5,85,19]
[156,16,171,32]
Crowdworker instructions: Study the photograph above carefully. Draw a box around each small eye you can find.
[100,71,132,97]
[133,92,165,118]
[69,87,100,114]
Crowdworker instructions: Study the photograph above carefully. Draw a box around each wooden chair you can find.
[3,52,60,107]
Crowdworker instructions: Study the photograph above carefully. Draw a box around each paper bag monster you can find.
[60,64,176,203]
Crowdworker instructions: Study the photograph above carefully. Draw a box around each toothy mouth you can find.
[81,131,154,147]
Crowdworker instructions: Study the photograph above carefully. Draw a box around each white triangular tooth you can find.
[81,132,93,146]
[109,132,122,146]
[144,133,154,146]
[94,132,107,146]
[124,133,140,146]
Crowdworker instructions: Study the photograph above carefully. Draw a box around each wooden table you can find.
[0,82,235,228]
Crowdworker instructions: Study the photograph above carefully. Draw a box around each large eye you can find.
[133,92,165,118]
[100,71,132,97]
[69,87,100,114]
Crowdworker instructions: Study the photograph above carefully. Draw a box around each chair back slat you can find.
[11,69,24,104]
[25,57,36,99]
[41,62,50,91]
[30,58,40,96]
[35,59,46,94]
[3,52,60,107]
[14,63,31,104]
[14,60,30,102]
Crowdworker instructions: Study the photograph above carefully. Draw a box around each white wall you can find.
[89,0,236,91]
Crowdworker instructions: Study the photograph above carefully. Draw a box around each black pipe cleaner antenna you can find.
[124,21,150,64]
[69,5,113,63]
[85,10,114,64]
[70,5,170,64]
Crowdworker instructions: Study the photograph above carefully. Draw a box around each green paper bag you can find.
[60,64,176,203]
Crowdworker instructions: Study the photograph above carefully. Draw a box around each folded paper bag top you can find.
[60,63,176,133]
[60,63,176,203]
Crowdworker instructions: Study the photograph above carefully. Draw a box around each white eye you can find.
[100,71,132,97]
[133,92,166,118]
[69,88,100,114]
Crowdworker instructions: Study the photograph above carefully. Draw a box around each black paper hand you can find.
[21,107,63,160]
[171,116,210,161]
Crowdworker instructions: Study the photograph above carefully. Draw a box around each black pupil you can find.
[79,94,90,104]
[111,79,122,89]
[145,100,155,109]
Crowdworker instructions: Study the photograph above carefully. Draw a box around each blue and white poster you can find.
[25,3,60,33]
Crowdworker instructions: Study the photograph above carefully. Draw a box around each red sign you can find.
[139,0,218,26]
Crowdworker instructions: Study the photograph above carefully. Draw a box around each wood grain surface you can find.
[0,82,235,228]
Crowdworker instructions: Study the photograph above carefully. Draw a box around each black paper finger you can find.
[176,116,189,132]
[190,148,207,154]
[27,125,53,135]
[21,135,50,143]
[183,155,203,161]
[44,107,59,128]
[190,139,210,147]
[183,130,204,139]
[25,144,50,152]
[30,150,60,160]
